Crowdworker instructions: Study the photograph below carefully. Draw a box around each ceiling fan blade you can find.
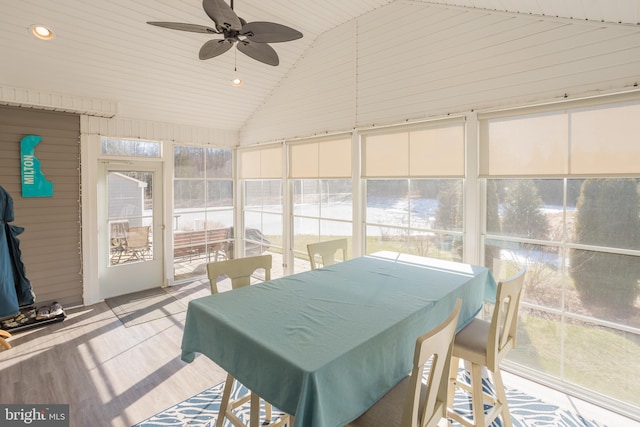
[237,40,279,66]
[241,21,303,43]
[199,39,234,60]
[147,21,218,34]
[202,0,242,32]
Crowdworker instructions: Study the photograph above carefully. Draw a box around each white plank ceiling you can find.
[1,0,638,133]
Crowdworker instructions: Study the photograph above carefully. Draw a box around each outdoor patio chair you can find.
[124,226,151,262]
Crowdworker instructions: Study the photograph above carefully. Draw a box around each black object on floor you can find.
[1,305,66,333]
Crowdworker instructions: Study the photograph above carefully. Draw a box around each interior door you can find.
[98,161,164,299]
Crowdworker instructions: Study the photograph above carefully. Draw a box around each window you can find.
[480,97,640,409]
[101,138,160,157]
[173,146,233,282]
[240,145,283,278]
[290,136,352,272]
[362,119,465,261]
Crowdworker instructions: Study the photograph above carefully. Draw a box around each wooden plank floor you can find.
[0,278,227,427]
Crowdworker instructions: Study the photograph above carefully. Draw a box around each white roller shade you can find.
[290,136,351,178]
[410,125,464,176]
[570,103,640,175]
[239,145,283,179]
[363,132,409,177]
[480,96,640,177]
[480,113,568,176]
[363,119,464,177]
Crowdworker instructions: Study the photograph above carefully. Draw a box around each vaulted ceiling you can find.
[1,0,638,132]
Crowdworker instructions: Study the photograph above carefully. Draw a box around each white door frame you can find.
[81,134,171,305]
[96,161,165,299]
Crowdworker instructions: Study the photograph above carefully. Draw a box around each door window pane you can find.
[108,171,153,266]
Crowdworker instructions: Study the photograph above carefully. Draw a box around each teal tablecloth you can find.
[181,251,496,427]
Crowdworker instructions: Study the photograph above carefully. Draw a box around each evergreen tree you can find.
[435,180,463,258]
[570,179,640,307]
[435,181,461,231]
[502,179,548,240]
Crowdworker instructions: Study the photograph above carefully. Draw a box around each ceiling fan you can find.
[147,0,303,66]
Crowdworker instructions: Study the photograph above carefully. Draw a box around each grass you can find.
[511,312,640,404]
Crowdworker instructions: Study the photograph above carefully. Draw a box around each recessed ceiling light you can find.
[30,25,55,40]
[231,77,243,87]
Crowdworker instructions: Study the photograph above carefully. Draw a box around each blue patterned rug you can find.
[134,371,607,427]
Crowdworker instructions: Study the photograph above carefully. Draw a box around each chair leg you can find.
[265,401,273,423]
[217,373,291,427]
[447,356,459,409]
[250,392,260,427]
[0,337,10,350]
[217,374,236,427]
[470,363,485,427]
[0,330,11,350]
[491,369,513,427]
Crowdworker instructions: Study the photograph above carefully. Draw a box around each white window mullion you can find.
[464,113,481,265]
[283,144,292,275]
[352,131,363,258]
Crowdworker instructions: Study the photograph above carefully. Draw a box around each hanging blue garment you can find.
[0,186,35,318]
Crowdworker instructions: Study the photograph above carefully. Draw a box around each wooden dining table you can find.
[181,251,497,427]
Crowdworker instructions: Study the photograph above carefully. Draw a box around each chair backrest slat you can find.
[488,266,526,370]
[126,226,150,249]
[402,299,461,427]
[206,254,272,294]
[307,238,348,270]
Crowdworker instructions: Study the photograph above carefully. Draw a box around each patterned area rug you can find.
[134,370,607,427]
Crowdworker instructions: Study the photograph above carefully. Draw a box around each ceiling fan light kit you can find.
[147,0,302,66]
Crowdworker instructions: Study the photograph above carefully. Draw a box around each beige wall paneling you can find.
[0,105,82,307]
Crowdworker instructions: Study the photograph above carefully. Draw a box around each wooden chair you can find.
[446,267,526,427]
[307,238,347,270]
[346,299,462,427]
[0,329,11,350]
[207,255,289,427]
[206,254,272,295]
